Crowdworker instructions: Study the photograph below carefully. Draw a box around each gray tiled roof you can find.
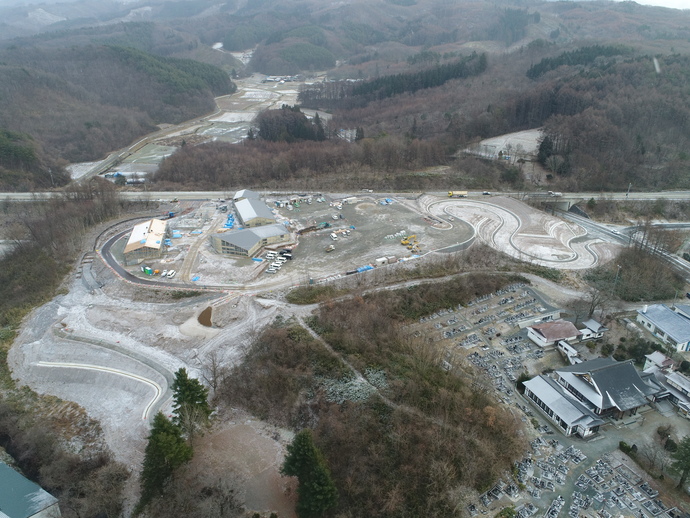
[557,358,659,412]
[638,304,690,345]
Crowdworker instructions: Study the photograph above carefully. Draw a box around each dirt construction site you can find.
[8,192,645,516]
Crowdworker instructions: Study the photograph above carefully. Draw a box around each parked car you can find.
[167,270,176,278]
[482,191,491,195]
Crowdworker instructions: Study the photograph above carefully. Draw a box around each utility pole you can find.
[612,264,622,295]
[626,182,631,200]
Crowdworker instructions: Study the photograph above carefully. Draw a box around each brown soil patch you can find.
[198,306,213,327]
[191,416,297,517]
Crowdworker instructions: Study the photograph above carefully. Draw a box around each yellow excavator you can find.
[401,234,416,246]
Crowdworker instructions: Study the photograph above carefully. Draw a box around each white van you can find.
[167,270,176,278]
[330,233,338,241]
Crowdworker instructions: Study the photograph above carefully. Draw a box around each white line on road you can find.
[36,361,163,420]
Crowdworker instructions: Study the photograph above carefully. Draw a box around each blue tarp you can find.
[191,276,200,281]
[356,265,374,273]
[190,230,203,235]
[252,257,263,262]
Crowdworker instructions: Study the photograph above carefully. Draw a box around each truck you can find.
[548,191,563,197]
[448,191,468,198]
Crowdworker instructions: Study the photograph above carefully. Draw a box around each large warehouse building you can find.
[123,219,167,265]
[234,198,275,228]
[210,224,291,257]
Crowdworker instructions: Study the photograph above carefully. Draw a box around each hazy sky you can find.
[0,0,686,12]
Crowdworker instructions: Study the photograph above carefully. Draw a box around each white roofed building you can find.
[123,219,167,265]
[579,319,607,340]
[524,376,604,437]
[643,351,674,373]
[234,198,275,228]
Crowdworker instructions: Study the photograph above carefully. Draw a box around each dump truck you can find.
[448,191,468,198]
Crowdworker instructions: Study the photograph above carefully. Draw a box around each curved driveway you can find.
[37,361,163,420]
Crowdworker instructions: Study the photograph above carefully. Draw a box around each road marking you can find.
[36,361,163,420]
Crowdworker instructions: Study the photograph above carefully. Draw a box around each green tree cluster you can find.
[527,45,628,79]
[171,367,212,442]
[137,369,212,512]
[257,105,326,143]
[282,430,338,518]
[138,413,193,510]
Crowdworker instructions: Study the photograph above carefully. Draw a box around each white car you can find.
[160,270,168,277]
[167,270,176,278]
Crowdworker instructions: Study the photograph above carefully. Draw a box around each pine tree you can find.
[171,368,211,440]
[282,429,338,518]
[138,412,193,510]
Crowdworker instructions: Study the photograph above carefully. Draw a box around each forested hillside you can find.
[1,0,689,193]
[0,45,235,175]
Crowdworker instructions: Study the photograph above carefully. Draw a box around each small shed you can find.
[579,319,607,340]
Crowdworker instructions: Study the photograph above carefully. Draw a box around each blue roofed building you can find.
[0,462,61,518]
[636,304,690,352]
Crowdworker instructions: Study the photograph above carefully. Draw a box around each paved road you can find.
[560,211,690,282]
[2,190,690,202]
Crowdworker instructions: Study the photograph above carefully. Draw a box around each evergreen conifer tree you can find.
[282,429,338,518]
[137,412,193,511]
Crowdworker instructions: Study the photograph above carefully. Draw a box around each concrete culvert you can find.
[198,306,213,327]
